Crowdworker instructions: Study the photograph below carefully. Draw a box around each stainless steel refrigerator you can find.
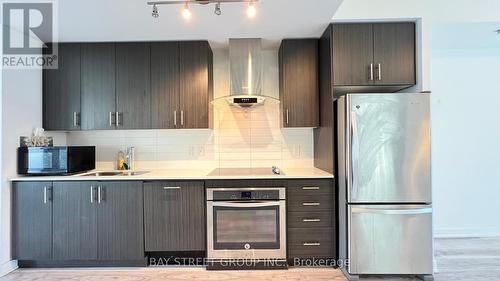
[337,93,433,280]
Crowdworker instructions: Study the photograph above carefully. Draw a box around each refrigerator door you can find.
[347,93,431,203]
[348,205,433,275]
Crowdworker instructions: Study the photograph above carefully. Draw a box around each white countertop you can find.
[10,167,334,181]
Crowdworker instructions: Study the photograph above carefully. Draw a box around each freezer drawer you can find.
[348,205,433,275]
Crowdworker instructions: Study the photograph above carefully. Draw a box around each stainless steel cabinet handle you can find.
[369,63,374,81]
[302,186,319,190]
[302,218,321,222]
[351,207,432,215]
[97,186,102,203]
[43,186,48,204]
[377,63,382,81]
[163,186,181,190]
[302,202,320,206]
[303,242,321,246]
[109,112,114,127]
[73,112,78,127]
[286,109,289,125]
[180,110,184,126]
[90,186,94,203]
[116,112,122,126]
[174,110,177,127]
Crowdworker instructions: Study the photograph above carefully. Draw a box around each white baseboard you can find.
[0,260,18,277]
[434,227,500,238]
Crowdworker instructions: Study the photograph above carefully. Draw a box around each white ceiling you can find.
[56,0,343,49]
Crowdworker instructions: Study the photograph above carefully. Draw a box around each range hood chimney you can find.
[224,38,268,107]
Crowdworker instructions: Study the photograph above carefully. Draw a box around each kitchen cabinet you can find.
[81,43,116,130]
[179,41,213,129]
[330,22,415,91]
[151,42,180,129]
[43,43,81,131]
[97,181,144,260]
[279,39,319,128]
[52,182,97,260]
[116,43,152,129]
[144,181,205,251]
[12,182,53,260]
[287,179,336,263]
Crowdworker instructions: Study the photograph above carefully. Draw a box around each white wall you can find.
[333,0,500,237]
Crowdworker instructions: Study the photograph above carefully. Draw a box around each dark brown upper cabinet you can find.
[81,43,116,130]
[115,43,152,129]
[179,41,213,129]
[151,42,180,129]
[279,39,319,128]
[330,22,416,92]
[43,43,81,131]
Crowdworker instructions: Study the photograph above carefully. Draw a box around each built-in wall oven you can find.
[206,187,286,261]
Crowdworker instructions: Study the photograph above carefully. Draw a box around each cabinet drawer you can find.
[288,228,335,258]
[287,179,333,197]
[288,195,334,212]
[288,211,334,228]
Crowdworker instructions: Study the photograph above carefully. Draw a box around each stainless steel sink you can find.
[80,171,149,177]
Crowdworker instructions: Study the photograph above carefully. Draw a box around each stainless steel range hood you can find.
[218,38,274,107]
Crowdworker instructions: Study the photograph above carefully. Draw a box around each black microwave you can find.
[17,146,95,175]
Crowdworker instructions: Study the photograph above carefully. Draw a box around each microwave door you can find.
[347,94,431,204]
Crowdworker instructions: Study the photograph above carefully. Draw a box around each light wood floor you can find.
[1,238,499,281]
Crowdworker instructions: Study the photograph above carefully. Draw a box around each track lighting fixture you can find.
[247,0,256,18]
[182,2,191,20]
[147,0,258,19]
[152,4,159,18]
[214,2,221,16]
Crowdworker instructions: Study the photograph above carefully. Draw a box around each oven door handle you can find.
[211,201,281,208]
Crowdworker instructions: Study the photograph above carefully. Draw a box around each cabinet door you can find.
[279,39,319,127]
[144,181,205,251]
[373,22,416,85]
[12,182,53,260]
[81,43,116,130]
[332,24,374,86]
[52,182,98,260]
[97,182,144,260]
[43,43,81,130]
[116,43,151,129]
[151,42,180,129]
[179,41,211,129]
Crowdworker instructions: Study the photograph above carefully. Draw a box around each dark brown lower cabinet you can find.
[52,182,98,260]
[97,182,144,260]
[12,182,53,260]
[144,181,205,251]
[287,179,336,264]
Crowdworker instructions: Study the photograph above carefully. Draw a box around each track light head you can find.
[152,4,159,18]
[214,2,221,16]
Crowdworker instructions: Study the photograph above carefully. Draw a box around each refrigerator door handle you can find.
[350,111,360,199]
[351,207,432,215]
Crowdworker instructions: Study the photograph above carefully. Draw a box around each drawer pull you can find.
[302,218,321,222]
[303,242,321,246]
[163,186,181,190]
[302,186,320,190]
[302,202,320,206]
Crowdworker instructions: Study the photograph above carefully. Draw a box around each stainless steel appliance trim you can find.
[346,95,352,203]
[212,201,281,208]
[206,187,286,201]
[163,186,181,190]
[206,200,287,259]
[351,207,432,215]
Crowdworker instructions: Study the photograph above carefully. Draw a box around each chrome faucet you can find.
[126,147,135,171]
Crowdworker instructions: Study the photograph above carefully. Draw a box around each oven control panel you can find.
[208,188,285,201]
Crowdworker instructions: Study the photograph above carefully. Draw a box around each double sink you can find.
[79,171,150,177]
